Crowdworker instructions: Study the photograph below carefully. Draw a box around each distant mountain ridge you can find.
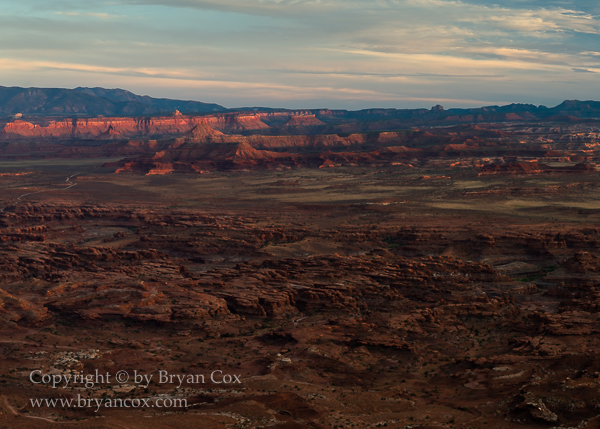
[2,85,600,126]
[0,86,225,117]
[236,100,600,122]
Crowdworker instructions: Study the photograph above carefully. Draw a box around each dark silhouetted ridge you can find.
[0,86,226,117]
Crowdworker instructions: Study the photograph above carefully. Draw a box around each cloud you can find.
[327,48,569,75]
[121,0,600,36]
[273,69,505,79]
[572,67,598,73]
[121,0,342,17]
[0,55,507,106]
[2,0,600,108]
[54,12,122,19]
[0,58,214,80]
[461,47,574,64]
[477,9,600,35]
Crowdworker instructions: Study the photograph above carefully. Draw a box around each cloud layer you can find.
[0,0,599,108]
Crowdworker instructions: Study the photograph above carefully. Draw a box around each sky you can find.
[1,0,599,110]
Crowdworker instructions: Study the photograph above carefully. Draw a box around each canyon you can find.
[2,92,600,428]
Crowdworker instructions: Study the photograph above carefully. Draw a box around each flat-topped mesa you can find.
[281,114,326,128]
[204,113,271,133]
[5,103,596,142]
[0,112,329,140]
[0,116,205,140]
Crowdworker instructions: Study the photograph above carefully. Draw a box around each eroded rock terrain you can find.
[3,99,600,427]
[1,161,600,428]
